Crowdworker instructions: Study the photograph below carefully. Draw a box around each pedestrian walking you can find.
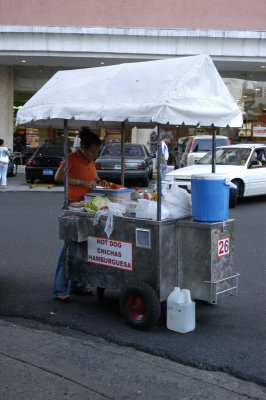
[0,139,10,189]
[161,134,171,180]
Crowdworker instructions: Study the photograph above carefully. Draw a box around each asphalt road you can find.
[0,191,265,386]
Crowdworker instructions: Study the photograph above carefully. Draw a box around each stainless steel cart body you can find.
[59,211,179,303]
[59,211,238,306]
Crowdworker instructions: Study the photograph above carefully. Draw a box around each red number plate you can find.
[217,237,230,257]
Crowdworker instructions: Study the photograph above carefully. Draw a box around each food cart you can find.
[17,54,243,330]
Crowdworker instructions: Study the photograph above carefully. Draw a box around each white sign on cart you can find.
[87,235,133,271]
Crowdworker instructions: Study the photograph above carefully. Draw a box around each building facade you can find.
[0,0,266,150]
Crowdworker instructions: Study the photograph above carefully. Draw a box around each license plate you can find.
[114,164,121,170]
[126,163,138,169]
[43,169,53,175]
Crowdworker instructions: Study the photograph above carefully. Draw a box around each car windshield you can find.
[198,147,251,165]
[33,145,65,157]
[192,138,229,152]
[101,145,144,157]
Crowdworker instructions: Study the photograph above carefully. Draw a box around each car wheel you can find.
[9,162,17,177]
[26,177,34,184]
[142,175,149,187]
[229,188,238,208]
[229,180,242,208]
[119,281,161,330]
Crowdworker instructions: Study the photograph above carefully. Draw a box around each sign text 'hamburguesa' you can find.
[87,236,133,271]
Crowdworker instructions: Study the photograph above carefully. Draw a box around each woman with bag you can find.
[0,139,10,189]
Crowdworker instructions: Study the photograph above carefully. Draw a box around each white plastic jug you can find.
[167,287,195,333]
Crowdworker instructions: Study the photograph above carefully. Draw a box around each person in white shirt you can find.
[161,133,171,180]
[73,131,81,149]
[0,139,10,189]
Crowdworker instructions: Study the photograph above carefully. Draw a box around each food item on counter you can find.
[131,187,139,200]
[138,191,153,200]
[69,201,85,208]
[151,192,164,201]
[143,191,152,200]
[84,196,109,213]
[95,182,124,190]
[151,192,157,201]
[110,183,124,190]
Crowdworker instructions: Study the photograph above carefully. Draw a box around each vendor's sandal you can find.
[55,294,70,302]
[71,288,93,296]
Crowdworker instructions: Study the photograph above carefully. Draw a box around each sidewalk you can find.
[3,167,64,193]
[0,318,265,400]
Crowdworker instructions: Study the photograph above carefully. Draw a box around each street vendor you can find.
[53,127,109,301]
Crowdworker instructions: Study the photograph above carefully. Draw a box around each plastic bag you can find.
[93,209,115,238]
[135,199,169,220]
[93,202,126,238]
[162,182,192,219]
[106,201,126,215]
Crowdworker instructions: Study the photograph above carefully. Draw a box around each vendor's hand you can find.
[94,179,110,187]
[101,180,110,187]
[86,180,97,189]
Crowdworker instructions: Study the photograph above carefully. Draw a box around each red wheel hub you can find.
[126,294,147,321]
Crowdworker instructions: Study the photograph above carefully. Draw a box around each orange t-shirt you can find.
[61,150,97,201]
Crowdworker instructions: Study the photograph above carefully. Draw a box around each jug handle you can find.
[182,289,191,303]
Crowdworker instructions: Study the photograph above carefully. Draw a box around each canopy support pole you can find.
[157,123,162,221]
[212,125,216,173]
[63,119,69,209]
[121,122,125,187]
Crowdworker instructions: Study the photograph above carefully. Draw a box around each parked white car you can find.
[165,144,266,207]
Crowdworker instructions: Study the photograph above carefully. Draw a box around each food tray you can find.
[93,188,132,194]
[93,188,132,203]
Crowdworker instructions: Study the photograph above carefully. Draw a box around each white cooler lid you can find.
[191,173,228,180]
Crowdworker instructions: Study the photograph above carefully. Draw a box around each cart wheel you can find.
[97,287,105,300]
[119,282,161,330]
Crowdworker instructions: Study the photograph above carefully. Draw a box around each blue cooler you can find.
[191,173,229,222]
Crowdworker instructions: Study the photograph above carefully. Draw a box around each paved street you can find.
[0,174,266,397]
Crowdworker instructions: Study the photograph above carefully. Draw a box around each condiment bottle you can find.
[131,187,139,200]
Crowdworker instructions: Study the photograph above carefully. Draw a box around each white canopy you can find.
[16,54,243,129]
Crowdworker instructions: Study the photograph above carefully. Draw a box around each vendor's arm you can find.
[55,164,98,189]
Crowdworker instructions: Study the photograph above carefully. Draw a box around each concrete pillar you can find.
[131,127,157,151]
[0,66,14,150]
[132,127,158,170]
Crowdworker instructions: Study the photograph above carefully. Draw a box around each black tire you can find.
[141,175,149,187]
[149,168,153,180]
[229,188,238,208]
[97,287,105,300]
[26,178,34,183]
[119,281,161,330]
[11,162,17,177]
[229,180,242,208]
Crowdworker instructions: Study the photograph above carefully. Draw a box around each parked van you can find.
[179,135,231,167]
